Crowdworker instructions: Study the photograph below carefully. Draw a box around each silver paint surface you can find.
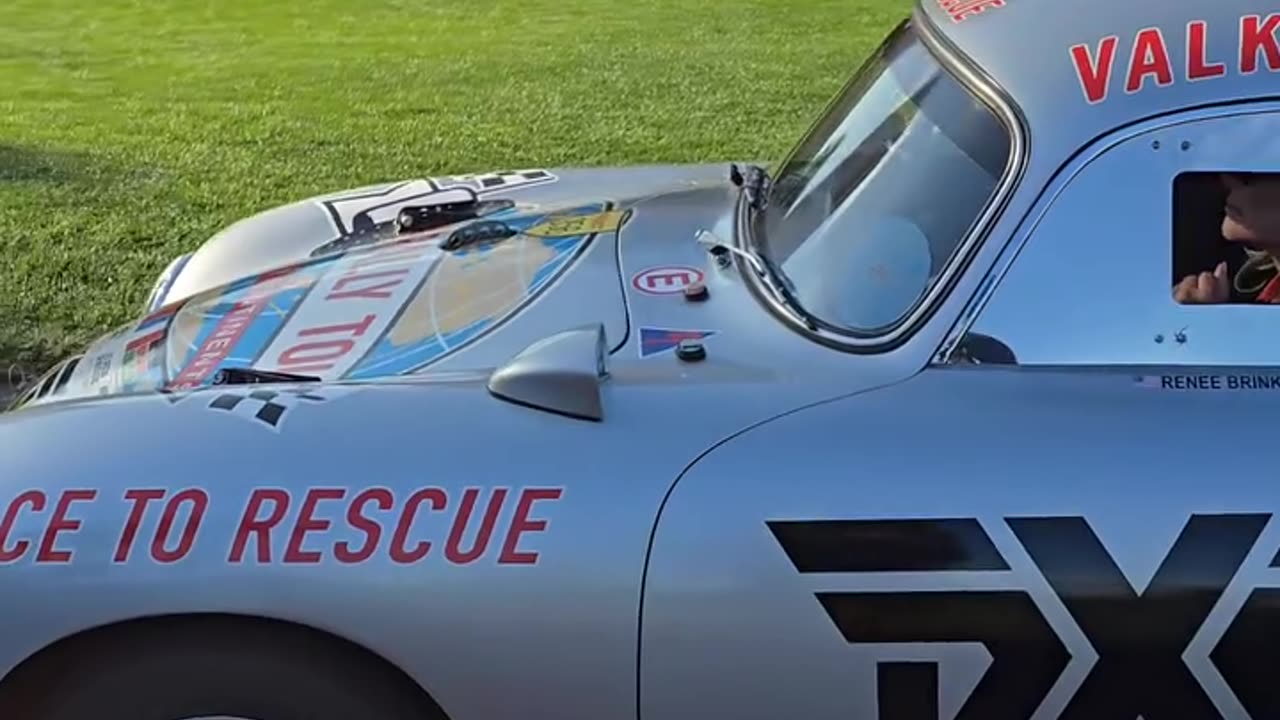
[3,2,1278,718]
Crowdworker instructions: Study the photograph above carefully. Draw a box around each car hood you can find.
[22,163,740,406]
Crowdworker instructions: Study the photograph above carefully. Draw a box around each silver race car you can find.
[5,0,1280,717]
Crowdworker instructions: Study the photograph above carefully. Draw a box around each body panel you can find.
[6,2,1277,717]
[0,224,928,719]
[643,365,1280,719]
[967,104,1280,367]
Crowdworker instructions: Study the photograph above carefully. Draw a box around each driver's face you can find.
[1222,173,1280,252]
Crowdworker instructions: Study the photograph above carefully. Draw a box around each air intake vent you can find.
[52,356,81,395]
[9,355,83,409]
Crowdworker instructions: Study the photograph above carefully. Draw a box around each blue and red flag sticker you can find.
[638,327,716,358]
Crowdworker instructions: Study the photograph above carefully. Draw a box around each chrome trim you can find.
[935,100,1280,365]
[735,7,1030,353]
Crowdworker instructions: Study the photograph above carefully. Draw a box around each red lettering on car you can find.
[229,489,290,563]
[36,489,97,563]
[0,490,46,563]
[1071,36,1120,104]
[445,488,507,565]
[499,488,563,565]
[1125,28,1174,94]
[1241,14,1280,75]
[1074,16,1280,103]
[327,269,410,301]
[278,340,355,369]
[168,298,268,390]
[298,315,377,339]
[274,314,377,373]
[949,0,1004,23]
[335,488,394,564]
[152,489,208,563]
[115,488,166,563]
[1186,20,1227,80]
[934,0,1004,23]
[391,488,447,564]
[284,488,346,564]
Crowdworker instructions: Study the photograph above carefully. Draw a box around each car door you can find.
[638,106,1280,720]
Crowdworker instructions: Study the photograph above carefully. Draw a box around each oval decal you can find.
[631,265,705,296]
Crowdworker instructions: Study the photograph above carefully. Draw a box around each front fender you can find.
[0,371,741,720]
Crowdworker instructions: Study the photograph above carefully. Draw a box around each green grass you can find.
[0,0,905,374]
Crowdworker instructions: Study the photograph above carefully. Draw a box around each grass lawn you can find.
[0,0,906,375]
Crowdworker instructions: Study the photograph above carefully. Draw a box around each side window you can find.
[1173,172,1280,306]
[965,110,1280,367]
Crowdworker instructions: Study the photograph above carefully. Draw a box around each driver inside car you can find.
[1175,173,1280,304]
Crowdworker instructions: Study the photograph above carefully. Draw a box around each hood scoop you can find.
[487,324,608,421]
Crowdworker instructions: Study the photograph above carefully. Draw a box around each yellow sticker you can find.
[525,210,626,238]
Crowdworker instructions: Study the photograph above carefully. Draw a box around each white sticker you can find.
[253,241,442,379]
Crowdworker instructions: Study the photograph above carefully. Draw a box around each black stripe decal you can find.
[879,662,939,720]
[818,591,1067,720]
[767,518,1009,573]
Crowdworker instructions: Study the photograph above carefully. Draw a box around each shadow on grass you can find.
[0,323,71,396]
[0,344,37,411]
[0,144,93,183]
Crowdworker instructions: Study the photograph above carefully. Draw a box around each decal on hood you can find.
[638,327,717,358]
[317,169,558,238]
[935,0,1006,24]
[168,383,358,432]
[66,202,625,399]
[631,265,706,296]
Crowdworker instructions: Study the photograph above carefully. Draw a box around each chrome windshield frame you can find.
[735,6,1029,353]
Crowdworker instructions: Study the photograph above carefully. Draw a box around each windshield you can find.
[756,22,1012,335]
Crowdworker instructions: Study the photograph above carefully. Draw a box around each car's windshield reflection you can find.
[756,22,1012,336]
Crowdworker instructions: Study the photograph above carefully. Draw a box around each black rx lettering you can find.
[1008,514,1268,720]
[769,519,1067,720]
[818,591,1068,720]
[770,515,1280,719]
